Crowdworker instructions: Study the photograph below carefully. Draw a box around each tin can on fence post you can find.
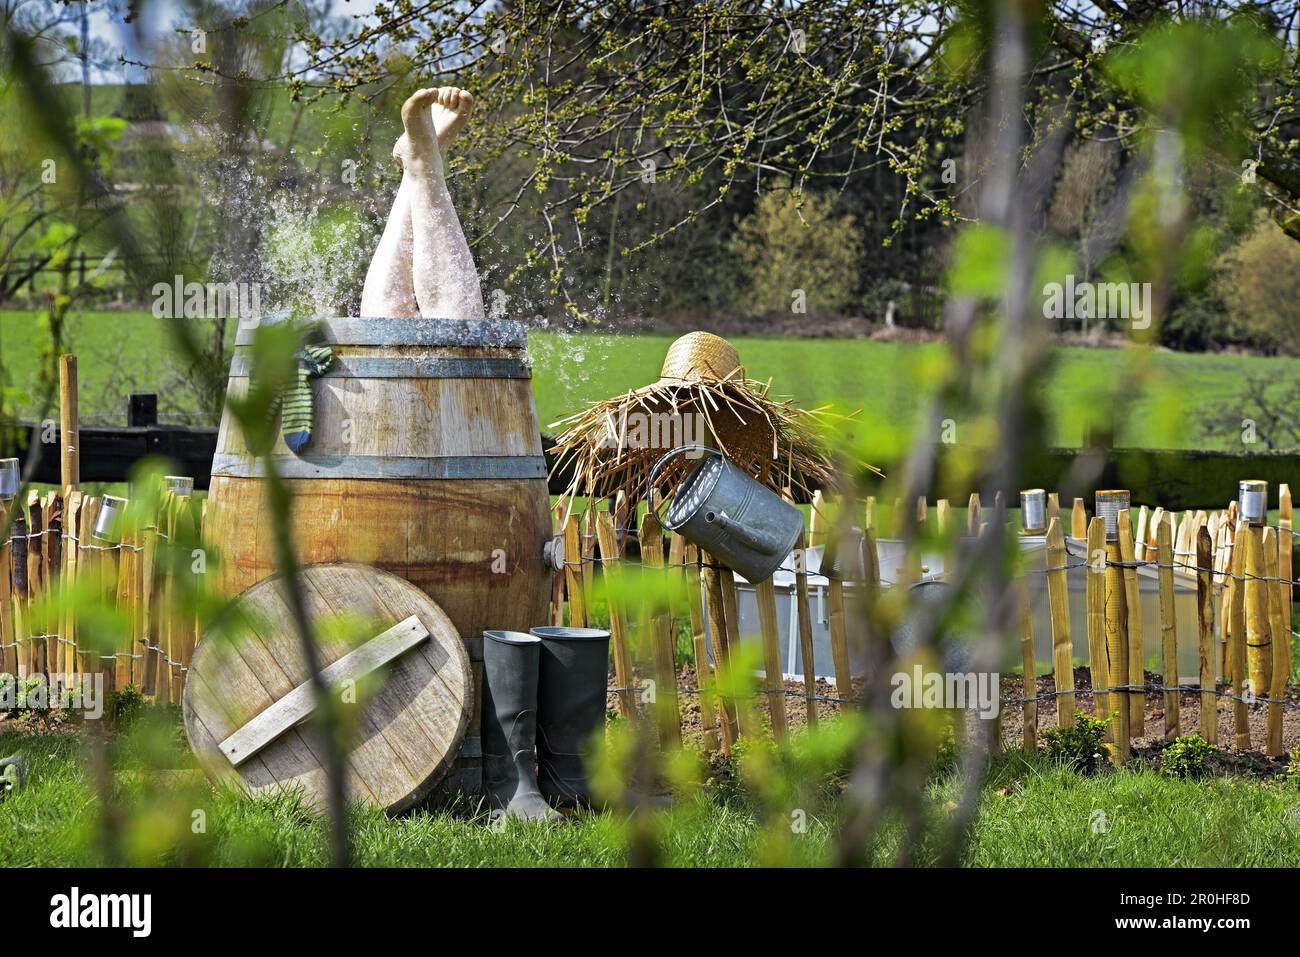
[1238,480,1267,526]
[1020,488,1046,535]
[1095,490,1130,543]
[93,495,127,543]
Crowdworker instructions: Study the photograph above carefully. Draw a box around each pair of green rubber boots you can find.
[482,626,611,822]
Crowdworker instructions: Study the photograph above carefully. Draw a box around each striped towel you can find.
[280,344,334,452]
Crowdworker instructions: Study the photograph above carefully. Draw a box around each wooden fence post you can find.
[0,501,13,678]
[60,492,81,678]
[139,508,160,697]
[787,491,816,730]
[1175,512,1189,564]
[155,493,177,705]
[1044,518,1074,728]
[563,515,585,628]
[680,539,719,752]
[129,500,147,689]
[1264,527,1286,757]
[1229,531,1250,750]
[60,354,79,491]
[582,508,596,613]
[1071,498,1086,539]
[26,492,45,677]
[1220,515,1238,685]
[1148,507,1165,562]
[12,507,29,678]
[1279,485,1293,717]
[717,565,753,737]
[613,491,630,557]
[1104,518,1129,761]
[755,573,787,740]
[640,509,681,750]
[595,511,637,721]
[44,493,61,675]
[168,492,197,702]
[701,552,737,750]
[550,502,566,627]
[1135,506,1149,561]
[1195,527,1217,745]
[1243,522,1270,709]
[1085,516,1109,735]
[76,497,100,681]
[1018,573,1036,751]
[1155,518,1178,739]
[809,490,826,547]
[1117,511,1144,738]
[822,577,852,702]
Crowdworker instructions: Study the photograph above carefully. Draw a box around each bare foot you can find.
[431,87,474,150]
[395,87,440,167]
[393,87,475,165]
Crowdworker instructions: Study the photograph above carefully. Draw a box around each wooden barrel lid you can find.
[182,562,472,814]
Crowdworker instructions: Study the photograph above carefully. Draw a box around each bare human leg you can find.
[359,87,480,319]
[359,172,417,317]
[400,87,485,321]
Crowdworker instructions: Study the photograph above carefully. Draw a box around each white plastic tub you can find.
[713,535,1213,687]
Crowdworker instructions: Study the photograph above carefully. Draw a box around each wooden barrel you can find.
[205,316,553,795]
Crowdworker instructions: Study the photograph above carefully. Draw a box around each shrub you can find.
[110,684,147,727]
[732,188,862,316]
[933,721,958,775]
[1161,734,1214,779]
[1215,211,1300,354]
[1042,711,1109,774]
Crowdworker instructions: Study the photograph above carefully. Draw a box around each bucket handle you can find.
[645,445,721,529]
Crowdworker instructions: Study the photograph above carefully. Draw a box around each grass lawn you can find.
[4,723,1297,867]
[4,309,1299,449]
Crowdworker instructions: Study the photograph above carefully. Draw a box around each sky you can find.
[62,0,390,83]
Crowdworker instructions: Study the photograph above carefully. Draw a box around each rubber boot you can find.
[482,631,562,823]
[0,755,27,798]
[531,627,612,807]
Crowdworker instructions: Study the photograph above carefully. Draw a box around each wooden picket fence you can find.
[551,485,1297,761]
[2,454,1292,767]
[1037,488,1295,761]
[0,485,203,704]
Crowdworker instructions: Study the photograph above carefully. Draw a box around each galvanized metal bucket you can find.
[648,446,804,584]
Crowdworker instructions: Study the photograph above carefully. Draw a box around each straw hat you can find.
[549,331,873,507]
[656,331,743,383]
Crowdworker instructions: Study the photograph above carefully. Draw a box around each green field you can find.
[4,309,1299,450]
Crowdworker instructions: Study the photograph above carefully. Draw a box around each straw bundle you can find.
[549,332,875,507]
